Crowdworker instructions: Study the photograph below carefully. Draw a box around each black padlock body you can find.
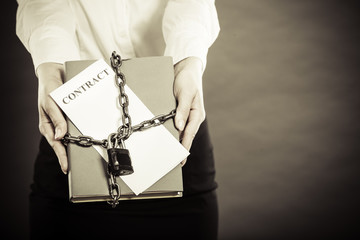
[107,148,134,176]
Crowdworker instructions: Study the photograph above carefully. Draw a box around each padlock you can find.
[107,135,134,176]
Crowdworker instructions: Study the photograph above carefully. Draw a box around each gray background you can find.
[3,1,360,239]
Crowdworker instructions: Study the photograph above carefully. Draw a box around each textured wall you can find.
[205,1,360,239]
[3,1,360,239]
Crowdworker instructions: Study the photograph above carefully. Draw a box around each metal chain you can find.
[111,51,133,141]
[61,51,176,148]
[132,110,176,132]
[61,109,176,148]
[107,172,121,208]
[61,51,176,206]
[62,133,108,148]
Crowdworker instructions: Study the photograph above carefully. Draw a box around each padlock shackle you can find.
[107,133,118,149]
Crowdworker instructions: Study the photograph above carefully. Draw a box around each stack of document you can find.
[50,57,189,202]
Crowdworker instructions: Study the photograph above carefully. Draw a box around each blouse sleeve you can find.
[162,0,220,69]
[16,0,80,71]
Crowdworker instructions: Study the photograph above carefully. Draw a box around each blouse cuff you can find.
[163,27,209,71]
[29,27,80,71]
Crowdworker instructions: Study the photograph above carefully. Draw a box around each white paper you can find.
[50,59,189,195]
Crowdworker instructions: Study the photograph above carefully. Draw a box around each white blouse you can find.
[16,0,220,71]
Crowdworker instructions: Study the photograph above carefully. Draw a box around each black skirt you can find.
[29,119,218,240]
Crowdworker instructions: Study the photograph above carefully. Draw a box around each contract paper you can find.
[50,59,189,195]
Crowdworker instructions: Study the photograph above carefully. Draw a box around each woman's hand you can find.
[35,57,205,171]
[173,57,206,165]
[37,63,68,174]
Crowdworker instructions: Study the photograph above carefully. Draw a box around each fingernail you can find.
[181,159,187,166]
[54,128,61,140]
[178,120,184,131]
[61,164,68,174]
